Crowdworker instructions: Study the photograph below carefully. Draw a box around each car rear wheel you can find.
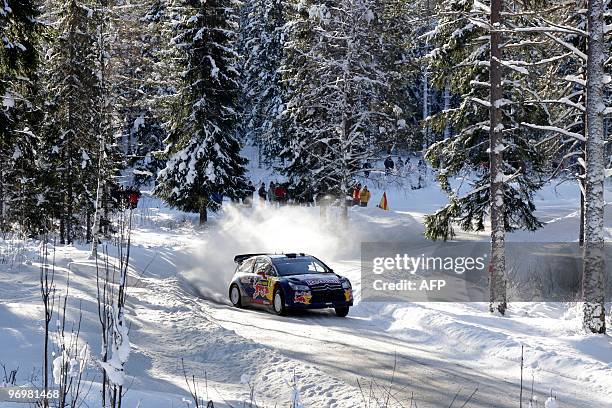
[230,284,242,308]
[334,306,349,317]
[273,288,286,315]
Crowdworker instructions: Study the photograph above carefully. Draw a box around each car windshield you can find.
[273,257,331,276]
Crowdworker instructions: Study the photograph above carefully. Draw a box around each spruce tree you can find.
[424,0,551,243]
[111,0,168,185]
[41,0,102,243]
[239,0,285,165]
[129,111,166,186]
[155,0,248,224]
[0,0,41,232]
[280,0,393,216]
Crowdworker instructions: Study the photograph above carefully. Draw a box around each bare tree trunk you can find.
[86,210,92,243]
[488,0,507,315]
[67,182,73,245]
[422,68,430,150]
[199,203,208,225]
[40,241,55,408]
[91,143,105,255]
[0,169,5,232]
[443,82,451,140]
[60,214,66,245]
[340,116,349,223]
[582,0,606,334]
[579,175,585,247]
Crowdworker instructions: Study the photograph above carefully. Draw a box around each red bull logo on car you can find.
[294,291,312,305]
[253,282,270,299]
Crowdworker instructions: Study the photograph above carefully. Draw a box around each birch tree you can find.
[581,0,608,334]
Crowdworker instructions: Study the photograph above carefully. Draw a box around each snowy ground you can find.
[1,164,611,407]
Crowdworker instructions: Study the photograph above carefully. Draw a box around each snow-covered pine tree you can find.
[41,0,103,244]
[425,0,550,238]
[374,0,425,151]
[0,0,42,233]
[281,0,392,217]
[110,0,168,186]
[128,110,166,186]
[424,0,556,313]
[238,0,285,166]
[155,0,248,224]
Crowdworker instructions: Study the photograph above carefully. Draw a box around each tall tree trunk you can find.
[489,0,507,315]
[60,215,65,245]
[67,182,73,244]
[422,68,430,150]
[582,0,606,334]
[86,210,92,243]
[199,202,208,225]
[340,115,349,222]
[579,169,585,247]
[443,81,451,140]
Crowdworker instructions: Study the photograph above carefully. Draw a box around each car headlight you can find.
[288,282,310,291]
[342,280,351,289]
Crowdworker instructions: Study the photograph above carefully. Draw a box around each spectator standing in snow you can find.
[268,181,276,204]
[304,187,314,207]
[123,186,141,209]
[384,156,394,175]
[352,183,361,206]
[258,183,267,202]
[359,186,371,207]
[363,161,372,178]
[275,184,287,205]
[416,159,427,189]
[244,181,256,206]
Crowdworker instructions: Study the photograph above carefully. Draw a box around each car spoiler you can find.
[234,253,268,264]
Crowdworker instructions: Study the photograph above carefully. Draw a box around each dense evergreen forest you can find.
[1,0,610,329]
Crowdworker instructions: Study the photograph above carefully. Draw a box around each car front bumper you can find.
[287,288,353,309]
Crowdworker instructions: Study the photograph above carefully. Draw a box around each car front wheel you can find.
[273,288,286,316]
[334,306,349,317]
[230,284,242,308]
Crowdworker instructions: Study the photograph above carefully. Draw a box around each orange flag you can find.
[377,192,389,210]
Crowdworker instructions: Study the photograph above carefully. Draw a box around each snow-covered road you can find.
[138,181,611,407]
[198,292,601,407]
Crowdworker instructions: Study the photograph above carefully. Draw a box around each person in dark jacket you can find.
[258,183,267,201]
[384,156,394,175]
[416,159,427,189]
[304,187,314,207]
[268,182,276,203]
[244,181,255,206]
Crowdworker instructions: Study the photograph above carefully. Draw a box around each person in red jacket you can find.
[274,185,287,205]
[352,183,362,206]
